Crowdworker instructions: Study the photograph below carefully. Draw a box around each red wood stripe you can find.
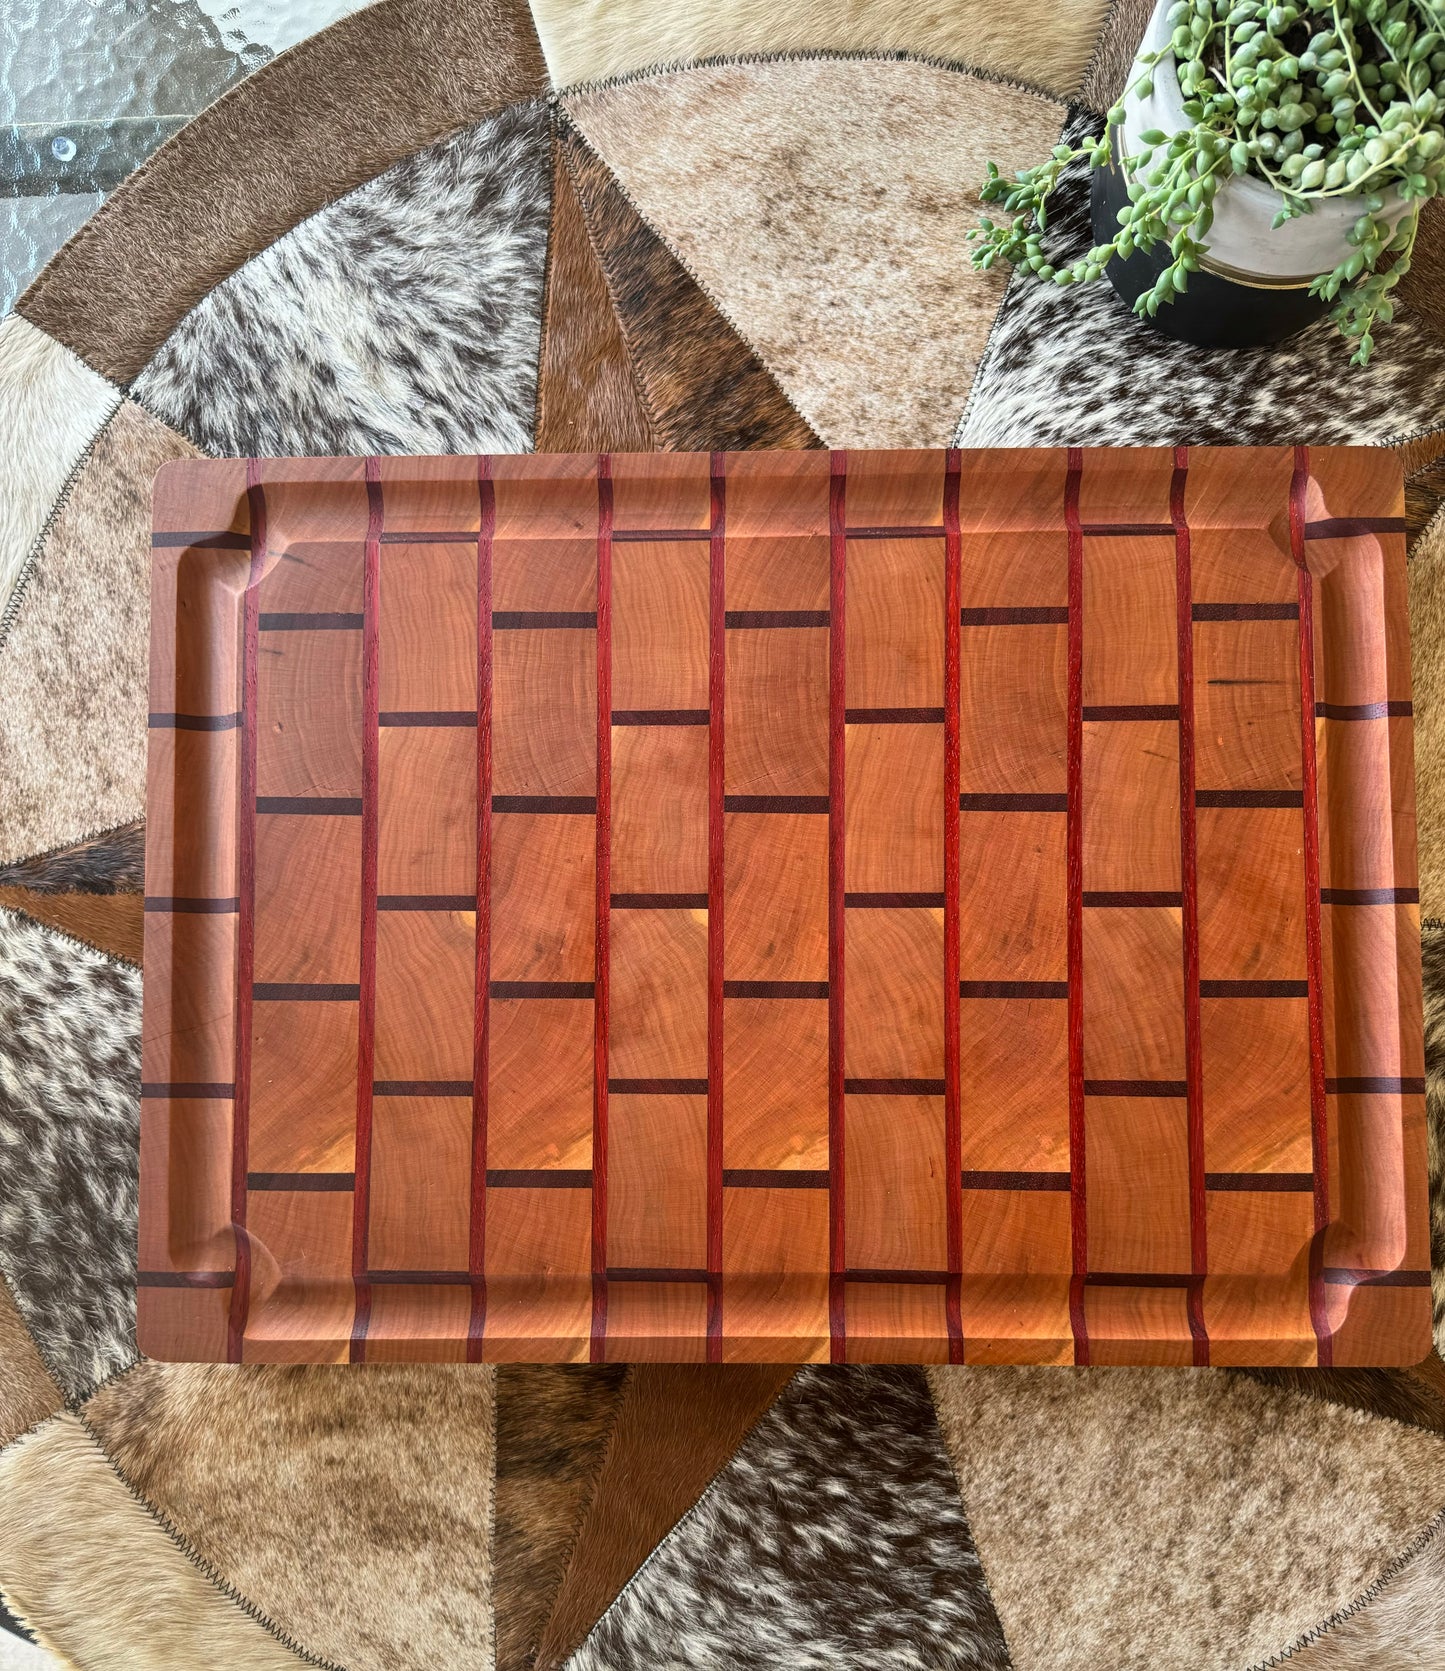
[828,449,848,1363]
[350,457,384,1363]
[467,457,495,1360]
[1064,447,1088,1365]
[943,448,964,1364]
[707,450,726,1360]
[591,456,614,1364]
[225,459,265,1365]
[1173,446,1208,1365]
[1291,446,1332,1368]
[610,1077,709,1095]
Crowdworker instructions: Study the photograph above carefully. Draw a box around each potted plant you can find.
[971,0,1445,360]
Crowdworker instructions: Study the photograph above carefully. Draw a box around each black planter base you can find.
[1089,158,1330,349]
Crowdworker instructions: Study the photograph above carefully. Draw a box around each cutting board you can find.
[140,446,1429,1366]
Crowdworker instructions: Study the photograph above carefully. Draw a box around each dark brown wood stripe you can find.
[256,796,362,815]
[844,1268,947,1284]
[610,709,709,726]
[724,795,829,813]
[1083,891,1183,907]
[493,610,596,629]
[845,707,945,724]
[378,530,477,544]
[846,525,945,539]
[493,795,596,814]
[1084,1079,1188,1097]
[1315,702,1412,720]
[140,1082,234,1098]
[608,1078,708,1095]
[1195,789,1303,808]
[1082,704,1180,722]
[491,980,595,998]
[1084,1272,1195,1287]
[1200,979,1309,997]
[959,980,1069,998]
[137,1269,236,1286]
[1081,522,1175,537]
[1326,1077,1426,1094]
[606,1267,710,1281]
[725,610,830,628]
[259,612,364,631]
[960,606,1069,625]
[144,896,240,914]
[1305,516,1406,539]
[373,1080,473,1096]
[611,892,709,909]
[844,1078,946,1095]
[612,528,712,542]
[365,1270,477,1284]
[723,980,828,999]
[1321,887,1419,904]
[1192,602,1299,621]
[962,1170,1071,1190]
[1205,1171,1315,1191]
[1323,1267,1430,1286]
[846,891,945,908]
[960,792,1068,811]
[149,712,241,731]
[253,982,360,1001]
[377,894,474,911]
[486,1169,592,1188]
[378,710,476,727]
[722,1169,830,1189]
[246,1171,355,1191]
[151,530,250,549]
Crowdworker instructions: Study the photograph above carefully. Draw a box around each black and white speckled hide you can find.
[133,100,552,458]
[959,110,1445,449]
[567,1365,1011,1671]
[0,906,140,1399]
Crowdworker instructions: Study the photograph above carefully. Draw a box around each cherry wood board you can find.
[141,446,1429,1367]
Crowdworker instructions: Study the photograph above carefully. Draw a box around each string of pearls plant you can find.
[970,0,1445,363]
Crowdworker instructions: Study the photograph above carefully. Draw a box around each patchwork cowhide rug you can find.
[4,0,1445,1665]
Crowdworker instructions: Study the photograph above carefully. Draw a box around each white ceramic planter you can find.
[1119,0,1411,286]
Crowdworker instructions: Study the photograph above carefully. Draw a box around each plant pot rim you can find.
[1119,0,1410,282]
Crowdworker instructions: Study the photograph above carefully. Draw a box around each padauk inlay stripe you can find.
[350,457,383,1363]
[1064,448,1088,1364]
[943,447,964,1363]
[1292,446,1332,1367]
[1174,445,1208,1364]
[468,457,495,1359]
[828,449,848,1362]
[707,449,726,1359]
[591,455,613,1364]
[226,459,265,1365]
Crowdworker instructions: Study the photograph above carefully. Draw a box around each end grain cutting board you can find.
[141,446,1429,1367]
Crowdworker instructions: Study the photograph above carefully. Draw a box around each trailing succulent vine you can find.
[970,0,1445,362]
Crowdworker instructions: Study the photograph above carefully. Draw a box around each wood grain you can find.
[141,448,1429,1365]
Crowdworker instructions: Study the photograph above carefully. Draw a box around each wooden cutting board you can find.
[141,446,1429,1367]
